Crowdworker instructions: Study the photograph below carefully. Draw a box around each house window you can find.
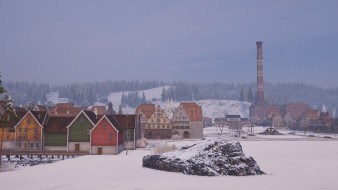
[23,136,27,140]
[27,118,31,124]
[18,135,22,140]
[103,123,106,128]
[36,143,39,148]
[80,118,85,123]
[6,133,10,140]
[34,135,38,140]
[24,128,28,132]
[108,133,113,140]
[18,142,21,147]
[157,119,160,123]
[18,128,22,132]
[30,142,34,148]
[34,128,38,133]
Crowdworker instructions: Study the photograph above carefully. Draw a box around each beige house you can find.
[136,104,156,138]
[284,112,294,128]
[144,105,172,139]
[271,113,285,128]
[172,102,203,139]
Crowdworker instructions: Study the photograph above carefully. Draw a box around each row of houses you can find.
[250,102,333,131]
[0,103,140,154]
[136,102,203,139]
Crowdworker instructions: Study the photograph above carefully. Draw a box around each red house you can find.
[90,115,124,155]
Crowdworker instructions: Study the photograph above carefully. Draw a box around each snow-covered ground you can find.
[1,140,338,190]
[204,126,338,141]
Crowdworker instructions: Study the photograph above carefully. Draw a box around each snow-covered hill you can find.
[47,86,250,121]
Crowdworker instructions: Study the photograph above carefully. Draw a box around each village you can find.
[0,41,337,157]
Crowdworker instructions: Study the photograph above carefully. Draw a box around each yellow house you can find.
[14,111,47,151]
[0,108,27,151]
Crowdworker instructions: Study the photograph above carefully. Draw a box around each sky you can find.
[1,0,338,87]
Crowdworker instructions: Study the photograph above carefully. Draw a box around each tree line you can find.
[3,80,338,114]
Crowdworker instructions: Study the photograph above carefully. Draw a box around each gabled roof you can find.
[106,115,123,131]
[113,114,136,129]
[89,106,107,116]
[83,110,100,124]
[14,111,45,129]
[45,116,75,134]
[135,104,155,119]
[90,115,123,133]
[31,111,48,125]
[181,102,203,121]
[66,110,98,129]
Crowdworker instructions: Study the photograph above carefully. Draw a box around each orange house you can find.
[0,107,27,151]
[14,111,48,151]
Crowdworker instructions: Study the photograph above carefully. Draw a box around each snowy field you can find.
[1,139,338,190]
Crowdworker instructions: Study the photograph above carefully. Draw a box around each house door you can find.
[97,147,103,155]
[75,144,80,152]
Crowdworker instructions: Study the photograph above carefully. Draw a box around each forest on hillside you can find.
[3,80,338,115]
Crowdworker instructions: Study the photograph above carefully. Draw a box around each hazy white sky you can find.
[1,0,338,87]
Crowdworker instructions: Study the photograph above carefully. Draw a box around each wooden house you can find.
[113,114,140,150]
[0,107,27,150]
[44,116,75,151]
[14,111,48,151]
[67,110,99,153]
[90,115,124,155]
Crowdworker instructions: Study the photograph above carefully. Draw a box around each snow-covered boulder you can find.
[143,140,265,176]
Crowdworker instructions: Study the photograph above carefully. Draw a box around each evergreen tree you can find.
[141,91,146,103]
[0,74,17,168]
[247,86,254,103]
[118,105,123,114]
[239,88,245,101]
[161,86,166,102]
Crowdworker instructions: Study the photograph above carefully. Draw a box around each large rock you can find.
[143,140,265,176]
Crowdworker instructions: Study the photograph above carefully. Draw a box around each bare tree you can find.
[215,122,226,135]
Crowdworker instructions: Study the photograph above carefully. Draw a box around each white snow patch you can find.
[46,91,68,104]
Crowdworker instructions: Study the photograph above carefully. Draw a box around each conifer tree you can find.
[239,88,245,101]
[247,86,254,103]
[0,74,17,169]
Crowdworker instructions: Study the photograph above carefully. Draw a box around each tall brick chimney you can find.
[256,41,264,105]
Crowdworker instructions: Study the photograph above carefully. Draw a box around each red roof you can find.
[89,106,107,116]
[135,104,155,119]
[181,102,203,121]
